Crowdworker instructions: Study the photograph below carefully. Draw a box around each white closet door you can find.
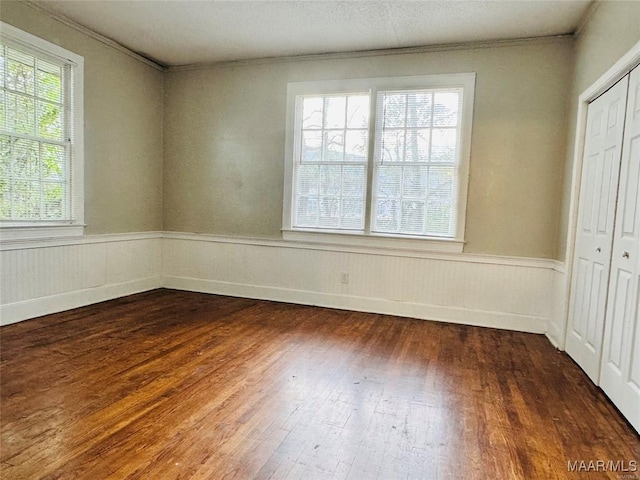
[600,65,640,433]
[566,76,629,383]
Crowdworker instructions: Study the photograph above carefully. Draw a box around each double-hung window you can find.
[283,73,475,252]
[0,22,84,240]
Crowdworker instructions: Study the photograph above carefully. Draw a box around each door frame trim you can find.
[562,40,640,350]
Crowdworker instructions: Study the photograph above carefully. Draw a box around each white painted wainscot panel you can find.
[0,232,162,325]
[546,262,568,349]
[163,233,557,334]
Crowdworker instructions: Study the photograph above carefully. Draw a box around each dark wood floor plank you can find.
[1,289,638,479]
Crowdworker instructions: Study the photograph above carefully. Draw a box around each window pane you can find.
[341,197,364,229]
[42,143,65,180]
[380,129,404,162]
[0,177,9,218]
[6,48,35,95]
[374,198,399,232]
[296,196,318,227]
[344,129,368,162]
[342,165,365,197]
[323,130,344,162]
[346,95,369,128]
[42,181,64,219]
[0,90,5,128]
[404,129,430,162]
[0,46,5,89]
[376,165,401,198]
[301,130,322,162]
[401,200,425,234]
[403,166,428,199]
[319,165,341,195]
[302,97,323,129]
[324,97,346,129]
[36,61,62,103]
[426,199,453,236]
[297,164,318,195]
[319,196,340,228]
[0,135,9,177]
[12,138,39,178]
[427,167,455,237]
[382,93,406,128]
[5,92,35,135]
[428,166,455,199]
[433,92,459,127]
[12,180,40,219]
[37,101,63,141]
[0,136,9,218]
[406,92,432,127]
[431,129,456,162]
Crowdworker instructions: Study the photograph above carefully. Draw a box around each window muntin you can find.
[0,24,82,229]
[284,74,474,247]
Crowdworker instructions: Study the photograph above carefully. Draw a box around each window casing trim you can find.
[283,73,475,251]
[0,22,84,240]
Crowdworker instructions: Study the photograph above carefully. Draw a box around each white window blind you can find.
[373,88,462,237]
[0,39,74,222]
[292,93,370,231]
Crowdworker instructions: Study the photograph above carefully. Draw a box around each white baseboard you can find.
[0,276,162,326]
[545,332,560,349]
[164,275,547,333]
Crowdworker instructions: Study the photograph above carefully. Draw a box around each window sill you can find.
[0,223,86,243]
[282,229,464,253]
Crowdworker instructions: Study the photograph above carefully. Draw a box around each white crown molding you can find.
[23,0,166,71]
[166,35,574,73]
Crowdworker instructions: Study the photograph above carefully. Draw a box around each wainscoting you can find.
[162,232,558,334]
[547,263,569,349]
[0,231,567,345]
[0,232,162,325]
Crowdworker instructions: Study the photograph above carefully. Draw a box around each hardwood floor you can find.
[1,289,638,479]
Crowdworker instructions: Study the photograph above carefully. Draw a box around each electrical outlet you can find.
[340,272,349,284]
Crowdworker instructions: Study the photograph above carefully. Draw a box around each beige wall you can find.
[557,1,640,261]
[1,1,578,258]
[164,39,573,258]
[0,1,164,234]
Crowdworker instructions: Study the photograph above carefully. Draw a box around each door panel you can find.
[586,262,605,350]
[600,65,640,433]
[566,76,629,382]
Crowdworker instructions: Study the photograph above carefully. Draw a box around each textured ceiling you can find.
[35,0,593,67]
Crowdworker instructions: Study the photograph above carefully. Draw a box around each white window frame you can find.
[282,73,475,253]
[0,22,84,241]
